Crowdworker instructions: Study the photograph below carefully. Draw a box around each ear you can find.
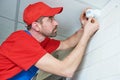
[31,22,41,31]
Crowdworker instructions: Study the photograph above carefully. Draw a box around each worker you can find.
[0,1,99,80]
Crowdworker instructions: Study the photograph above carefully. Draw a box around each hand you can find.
[83,17,99,37]
[80,8,91,27]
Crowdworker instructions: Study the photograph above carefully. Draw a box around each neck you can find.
[29,29,46,42]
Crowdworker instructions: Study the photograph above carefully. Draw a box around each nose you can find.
[53,19,58,26]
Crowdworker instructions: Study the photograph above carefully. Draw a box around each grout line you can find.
[14,0,21,31]
[0,16,15,22]
[0,16,24,24]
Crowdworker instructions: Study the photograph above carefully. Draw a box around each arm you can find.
[35,35,89,78]
[35,35,89,77]
[57,8,90,50]
[35,18,99,77]
[57,28,84,50]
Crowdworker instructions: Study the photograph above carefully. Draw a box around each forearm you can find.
[35,34,92,78]
[61,28,84,50]
[61,34,90,77]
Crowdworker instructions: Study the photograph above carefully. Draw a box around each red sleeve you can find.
[1,31,47,71]
[40,37,60,53]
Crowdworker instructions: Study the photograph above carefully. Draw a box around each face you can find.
[37,16,58,37]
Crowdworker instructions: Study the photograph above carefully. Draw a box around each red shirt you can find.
[0,30,60,80]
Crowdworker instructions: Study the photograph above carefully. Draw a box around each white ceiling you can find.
[76,0,110,9]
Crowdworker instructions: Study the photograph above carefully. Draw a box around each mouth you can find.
[53,26,58,32]
[54,29,57,32]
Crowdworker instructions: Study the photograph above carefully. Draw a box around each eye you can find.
[48,17,54,22]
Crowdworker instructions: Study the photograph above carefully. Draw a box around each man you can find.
[0,1,99,80]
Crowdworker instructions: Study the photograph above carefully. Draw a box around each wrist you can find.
[82,33,91,40]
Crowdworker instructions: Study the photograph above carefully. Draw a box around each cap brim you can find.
[44,7,63,16]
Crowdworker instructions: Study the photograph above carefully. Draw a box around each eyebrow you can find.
[49,16,54,19]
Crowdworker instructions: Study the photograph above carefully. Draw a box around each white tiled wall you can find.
[16,23,26,30]
[0,16,15,44]
[0,0,17,20]
[0,0,17,44]
[69,0,120,80]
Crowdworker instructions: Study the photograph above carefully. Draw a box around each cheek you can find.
[42,26,52,34]
[42,22,56,32]
[45,24,54,31]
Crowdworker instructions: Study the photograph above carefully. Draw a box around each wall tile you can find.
[0,17,15,44]
[0,0,17,20]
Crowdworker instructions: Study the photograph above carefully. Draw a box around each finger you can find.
[88,17,97,23]
[88,17,93,22]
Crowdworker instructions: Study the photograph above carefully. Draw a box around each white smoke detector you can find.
[86,9,101,18]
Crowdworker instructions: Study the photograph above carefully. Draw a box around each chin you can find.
[50,35,57,37]
[50,34,57,37]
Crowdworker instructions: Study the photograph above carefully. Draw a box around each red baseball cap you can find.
[23,2,63,25]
